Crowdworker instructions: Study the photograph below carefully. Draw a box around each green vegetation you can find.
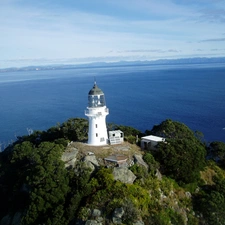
[0,118,225,225]
[150,119,206,184]
[18,118,88,145]
[208,141,225,167]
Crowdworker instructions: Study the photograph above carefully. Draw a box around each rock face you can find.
[84,155,99,167]
[113,167,136,184]
[133,221,145,225]
[155,169,162,180]
[61,147,79,168]
[83,155,100,173]
[92,209,101,217]
[112,207,124,224]
[82,209,103,225]
[85,220,102,225]
[133,154,148,169]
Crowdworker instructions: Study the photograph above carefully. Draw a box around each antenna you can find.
[94,76,96,85]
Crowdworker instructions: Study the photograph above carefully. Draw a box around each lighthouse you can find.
[85,82,109,145]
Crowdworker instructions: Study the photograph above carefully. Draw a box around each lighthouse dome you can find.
[88,82,106,108]
[88,83,104,95]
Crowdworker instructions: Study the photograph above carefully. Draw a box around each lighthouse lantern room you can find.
[85,82,109,145]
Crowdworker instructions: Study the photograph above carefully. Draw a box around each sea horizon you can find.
[0,62,225,149]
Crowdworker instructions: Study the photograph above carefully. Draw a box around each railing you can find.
[85,107,109,115]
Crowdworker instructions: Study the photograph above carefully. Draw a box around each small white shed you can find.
[141,135,165,150]
[108,130,124,145]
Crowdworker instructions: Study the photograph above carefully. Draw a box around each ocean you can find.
[0,63,225,148]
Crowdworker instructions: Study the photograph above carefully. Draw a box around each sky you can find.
[1,0,225,68]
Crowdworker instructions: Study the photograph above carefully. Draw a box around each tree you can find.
[150,119,196,139]
[65,162,96,222]
[61,118,88,141]
[151,119,206,183]
[143,152,159,174]
[11,142,69,225]
[195,177,225,225]
[208,141,225,165]
[20,118,88,145]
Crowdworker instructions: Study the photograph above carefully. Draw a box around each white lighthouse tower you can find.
[85,82,109,145]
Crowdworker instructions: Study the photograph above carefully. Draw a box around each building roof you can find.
[141,135,165,142]
[109,130,123,135]
[104,154,128,163]
[88,82,104,95]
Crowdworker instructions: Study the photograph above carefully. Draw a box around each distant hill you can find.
[1,56,225,72]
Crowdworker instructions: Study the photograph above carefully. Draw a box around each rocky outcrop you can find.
[61,147,79,168]
[81,209,103,225]
[85,220,102,225]
[113,167,136,184]
[133,221,145,225]
[92,209,101,217]
[155,169,162,180]
[83,155,99,167]
[133,154,148,169]
[112,207,124,224]
[83,155,99,173]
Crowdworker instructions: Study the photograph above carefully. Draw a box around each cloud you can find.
[106,0,197,20]
[199,38,225,42]
[1,0,225,68]
[198,8,225,23]
[117,49,181,53]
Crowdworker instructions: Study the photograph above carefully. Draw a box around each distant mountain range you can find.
[1,57,225,72]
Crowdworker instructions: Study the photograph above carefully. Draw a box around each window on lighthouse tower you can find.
[94,96,98,107]
[100,95,105,106]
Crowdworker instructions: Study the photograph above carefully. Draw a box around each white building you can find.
[108,130,124,145]
[141,135,166,150]
[85,82,109,145]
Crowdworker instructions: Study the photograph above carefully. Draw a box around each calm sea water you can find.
[0,63,225,147]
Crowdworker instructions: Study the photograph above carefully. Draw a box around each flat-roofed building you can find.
[141,135,165,150]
